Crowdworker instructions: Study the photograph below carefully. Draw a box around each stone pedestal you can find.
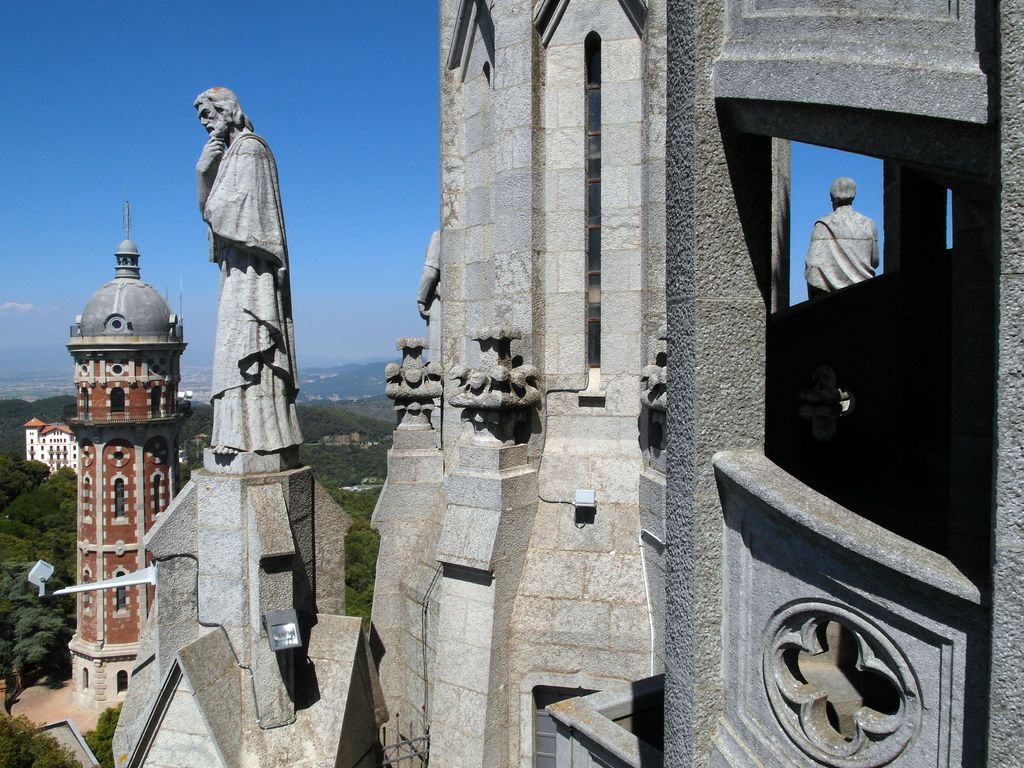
[372,337,447,737]
[429,422,537,768]
[112,456,383,767]
[370,427,445,736]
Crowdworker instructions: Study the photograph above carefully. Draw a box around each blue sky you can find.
[0,2,440,372]
[0,2,891,376]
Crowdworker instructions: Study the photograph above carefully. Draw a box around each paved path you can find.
[10,679,100,733]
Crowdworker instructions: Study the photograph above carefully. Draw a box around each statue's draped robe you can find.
[804,206,879,293]
[204,132,303,452]
[421,230,442,357]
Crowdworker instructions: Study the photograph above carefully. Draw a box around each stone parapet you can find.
[712,450,985,767]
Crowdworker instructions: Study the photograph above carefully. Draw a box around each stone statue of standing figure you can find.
[804,177,879,298]
[194,87,303,456]
[417,230,441,357]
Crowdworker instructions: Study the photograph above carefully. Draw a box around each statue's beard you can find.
[207,121,231,141]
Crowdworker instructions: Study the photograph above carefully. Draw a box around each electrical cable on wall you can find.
[536,385,587,508]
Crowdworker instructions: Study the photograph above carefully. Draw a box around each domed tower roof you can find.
[73,239,177,338]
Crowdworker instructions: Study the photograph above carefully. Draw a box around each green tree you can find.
[85,704,120,768]
[0,456,49,512]
[0,563,75,696]
[0,714,79,768]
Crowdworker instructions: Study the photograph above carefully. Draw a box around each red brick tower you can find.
[65,238,188,710]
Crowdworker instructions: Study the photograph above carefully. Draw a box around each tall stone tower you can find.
[65,238,188,711]
[370,2,668,765]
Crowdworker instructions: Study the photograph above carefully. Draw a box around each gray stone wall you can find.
[990,0,1024,761]
[369,428,444,737]
[664,0,768,763]
[661,0,1009,765]
[372,2,669,766]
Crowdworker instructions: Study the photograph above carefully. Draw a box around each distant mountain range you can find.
[0,357,396,404]
[298,360,396,402]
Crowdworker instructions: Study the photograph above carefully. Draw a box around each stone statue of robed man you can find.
[195,87,303,455]
[804,176,879,298]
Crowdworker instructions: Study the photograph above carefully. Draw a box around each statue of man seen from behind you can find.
[194,87,303,456]
[804,177,879,298]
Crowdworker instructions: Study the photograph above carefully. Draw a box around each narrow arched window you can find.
[117,670,129,693]
[585,32,602,367]
[81,388,90,417]
[115,584,127,611]
[152,475,162,516]
[83,668,90,690]
[114,479,126,518]
[150,386,161,417]
[110,387,125,413]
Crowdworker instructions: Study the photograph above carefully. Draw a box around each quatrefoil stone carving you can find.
[763,604,920,767]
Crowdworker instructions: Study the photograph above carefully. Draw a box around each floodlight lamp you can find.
[28,560,55,597]
[264,609,302,652]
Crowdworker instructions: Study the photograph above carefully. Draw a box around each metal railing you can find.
[69,323,184,341]
[62,404,190,426]
[380,733,429,766]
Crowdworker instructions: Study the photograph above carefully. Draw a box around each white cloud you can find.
[0,302,37,312]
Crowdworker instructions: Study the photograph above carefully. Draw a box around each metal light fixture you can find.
[264,609,302,652]
[574,489,597,526]
[28,560,55,596]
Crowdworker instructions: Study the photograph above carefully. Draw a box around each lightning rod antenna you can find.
[123,199,132,241]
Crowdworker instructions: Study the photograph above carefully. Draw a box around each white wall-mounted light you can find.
[574,489,597,508]
[573,489,597,526]
[28,560,55,597]
[264,609,302,652]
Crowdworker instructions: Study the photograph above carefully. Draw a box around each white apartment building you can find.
[24,418,79,473]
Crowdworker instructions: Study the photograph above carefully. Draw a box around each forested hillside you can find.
[179,402,391,488]
[0,458,78,694]
[0,396,75,454]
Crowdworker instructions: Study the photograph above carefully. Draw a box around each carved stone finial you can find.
[447,328,540,444]
[386,338,443,430]
[640,324,668,413]
[797,366,854,441]
[448,328,539,411]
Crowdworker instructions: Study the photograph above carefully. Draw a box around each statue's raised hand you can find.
[197,137,226,174]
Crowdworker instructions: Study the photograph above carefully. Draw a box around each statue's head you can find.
[829,177,857,209]
[194,87,254,138]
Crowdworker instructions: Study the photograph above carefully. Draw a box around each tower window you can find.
[115,585,127,611]
[152,475,162,516]
[114,478,126,518]
[585,32,602,367]
[110,387,125,413]
[150,386,162,417]
[117,670,129,693]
